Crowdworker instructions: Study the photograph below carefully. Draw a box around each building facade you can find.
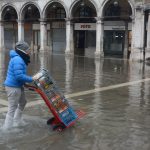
[0,0,148,60]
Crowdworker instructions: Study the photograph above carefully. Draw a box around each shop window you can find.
[33,30,40,46]
[24,6,40,21]
[56,8,66,19]
[3,8,17,21]
[105,2,121,17]
[79,6,92,17]
[47,7,66,19]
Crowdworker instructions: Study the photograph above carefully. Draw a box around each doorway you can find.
[104,30,125,57]
[33,30,40,51]
[75,31,86,55]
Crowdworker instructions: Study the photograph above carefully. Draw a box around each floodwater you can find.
[0,51,150,150]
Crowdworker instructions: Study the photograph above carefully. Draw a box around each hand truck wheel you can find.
[47,117,55,125]
[53,123,66,132]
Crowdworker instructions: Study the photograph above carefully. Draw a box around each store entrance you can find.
[75,31,86,55]
[104,31,125,57]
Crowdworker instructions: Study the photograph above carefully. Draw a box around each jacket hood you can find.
[9,50,19,58]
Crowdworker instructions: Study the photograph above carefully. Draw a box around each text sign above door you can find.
[75,23,96,30]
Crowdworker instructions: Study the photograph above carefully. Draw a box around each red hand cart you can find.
[26,69,85,131]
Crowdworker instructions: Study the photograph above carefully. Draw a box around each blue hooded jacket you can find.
[4,50,33,87]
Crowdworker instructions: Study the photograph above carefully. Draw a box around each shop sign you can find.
[104,26,125,30]
[75,23,96,30]
[33,24,50,30]
[52,22,65,29]
[4,24,13,29]
[104,23,132,30]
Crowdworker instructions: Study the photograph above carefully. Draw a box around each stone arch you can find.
[1,3,18,50]
[69,0,98,18]
[100,0,134,18]
[1,3,18,20]
[101,0,134,59]
[42,0,68,19]
[42,0,68,54]
[19,2,41,20]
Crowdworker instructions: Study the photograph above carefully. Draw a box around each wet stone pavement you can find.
[0,51,150,150]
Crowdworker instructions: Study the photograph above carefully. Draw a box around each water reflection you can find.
[88,59,103,150]
[65,56,74,94]
[125,60,150,149]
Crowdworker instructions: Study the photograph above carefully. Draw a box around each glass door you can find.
[33,30,40,51]
[104,31,125,57]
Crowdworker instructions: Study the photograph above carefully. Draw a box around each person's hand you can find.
[32,76,38,81]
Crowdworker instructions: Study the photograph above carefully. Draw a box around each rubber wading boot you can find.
[3,114,13,130]
[13,108,23,127]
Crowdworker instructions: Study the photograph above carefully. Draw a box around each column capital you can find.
[95,51,104,59]
[65,18,73,25]
[39,18,47,22]
[129,15,134,20]
[136,5,143,11]
[17,19,24,24]
[65,18,72,22]
[95,17,104,24]
[129,15,135,23]
[39,18,47,25]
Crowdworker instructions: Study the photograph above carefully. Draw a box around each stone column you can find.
[95,17,104,59]
[0,20,4,50]
[65,18,74,56]
[48,23,52,52]
[39,19,47,52]
[12,23,16,49]
[130,8,144,61]
[123,21,129,59]
[18,20,24,41]
[30,29,34,53]
[146,11,150,58]
[70,22,74,54]
[131,16,135,51]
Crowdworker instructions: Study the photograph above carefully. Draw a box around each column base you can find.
[46,46,52,53]
[33,45,40,53]
[145,47,150,60]
[95,51,104,59]
[0,46,5,52]
[39,47,47,53]
[123,47,128,59]
[65,51,74,57]
[130,47,144,61]
[39,46,52,53]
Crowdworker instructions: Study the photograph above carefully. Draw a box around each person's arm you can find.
[13,62,33,83]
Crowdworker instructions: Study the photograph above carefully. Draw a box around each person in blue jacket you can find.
[3,41,36,129]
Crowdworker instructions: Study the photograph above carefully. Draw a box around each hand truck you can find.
[25,69,85,131]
